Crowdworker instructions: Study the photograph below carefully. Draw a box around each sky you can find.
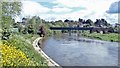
[16,0,119,23]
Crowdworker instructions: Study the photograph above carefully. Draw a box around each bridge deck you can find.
[50,27,110,30]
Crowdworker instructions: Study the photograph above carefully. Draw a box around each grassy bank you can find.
[81,32,119,42]
[1,34,48,67]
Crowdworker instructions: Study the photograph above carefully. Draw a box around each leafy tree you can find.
[114,23,120,33]
[64,19,69,22]
[101,19,107,26]
[85,19,94,26]
[2,28,10,40]
[1,2,21,40]
[29,16,42,34]
[78,18,83,22]
[13,22,18,28]
[27,24,34,34]
[94,18,111,27]
[94,19,101,27]
[2,2,21,27]
[57,20,63,22]
[2,2,21,16]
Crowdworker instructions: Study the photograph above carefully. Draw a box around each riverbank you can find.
[1,34,48,66]
[48,31,119,42]
[33,37,61,68]
[81,32,119,42]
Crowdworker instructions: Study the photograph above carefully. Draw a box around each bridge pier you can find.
[68,30,72,36]
[100,31,103,34]
[90,30,93,34]
[77,30,81,37]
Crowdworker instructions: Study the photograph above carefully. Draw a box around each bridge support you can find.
[100,31,103,34]
[68,30,72,36]
[77,30,81,37]
[90,30,93,33]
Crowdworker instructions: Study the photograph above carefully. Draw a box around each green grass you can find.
[81,32,119,42]
[2,34,48,66]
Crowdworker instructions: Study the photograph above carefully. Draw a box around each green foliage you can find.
[5,34,48,66]
[1,2,21,40]
[21,27,28,34]
[22,16,68,36]
[2,28,11,40]
[27,24,34,34]
[1,16,13,28]
[114,25,120,33]
[2,2,21,17]
[13,23,18,28]
[1,2,21,28]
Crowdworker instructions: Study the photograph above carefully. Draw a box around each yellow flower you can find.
[0,42,34,66]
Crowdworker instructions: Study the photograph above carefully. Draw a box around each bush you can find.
[1,28,11,40]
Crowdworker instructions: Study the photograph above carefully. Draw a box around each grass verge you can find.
[81,32,119,42]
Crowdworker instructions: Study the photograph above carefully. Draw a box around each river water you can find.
[41,34,119,66]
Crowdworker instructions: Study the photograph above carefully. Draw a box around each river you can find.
[41,34,119,66]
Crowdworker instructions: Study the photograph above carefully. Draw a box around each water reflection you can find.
[42,34,118,66]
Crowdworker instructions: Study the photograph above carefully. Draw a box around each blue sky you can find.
[16,0,119,23]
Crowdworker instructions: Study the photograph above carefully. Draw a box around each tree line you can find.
[1,2,119,40]
[64,18,112,28]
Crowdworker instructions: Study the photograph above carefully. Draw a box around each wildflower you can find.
[0,42,34,66]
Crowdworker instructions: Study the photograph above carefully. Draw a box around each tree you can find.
[57,20,63,22]
[27,24,34,34]
[64,19,69,22]
[94,19,101,27]
[85,19,94,26]
[2,2,21,16]
[114,23,120,33]
[94,18,111,27]
[78,18,83,22]
[101,18,112,27]
[1,2,21,27]
[1,2,21,40]
[28,16,42,34]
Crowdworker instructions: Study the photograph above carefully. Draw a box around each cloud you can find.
[42,9,93,21]
[52,7,72,13]
[21,1,51,16]
[16,0,118,24]
[31,0,56,2]
[107,1,120,13]
[21,1,72,16]
[46,0,118,23]
[53,0,118,13]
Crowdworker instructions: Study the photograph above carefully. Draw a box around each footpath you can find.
[33,37,62,68]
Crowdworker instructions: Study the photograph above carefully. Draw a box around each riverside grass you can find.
[0,34,48,67]
[82,32,119,42]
